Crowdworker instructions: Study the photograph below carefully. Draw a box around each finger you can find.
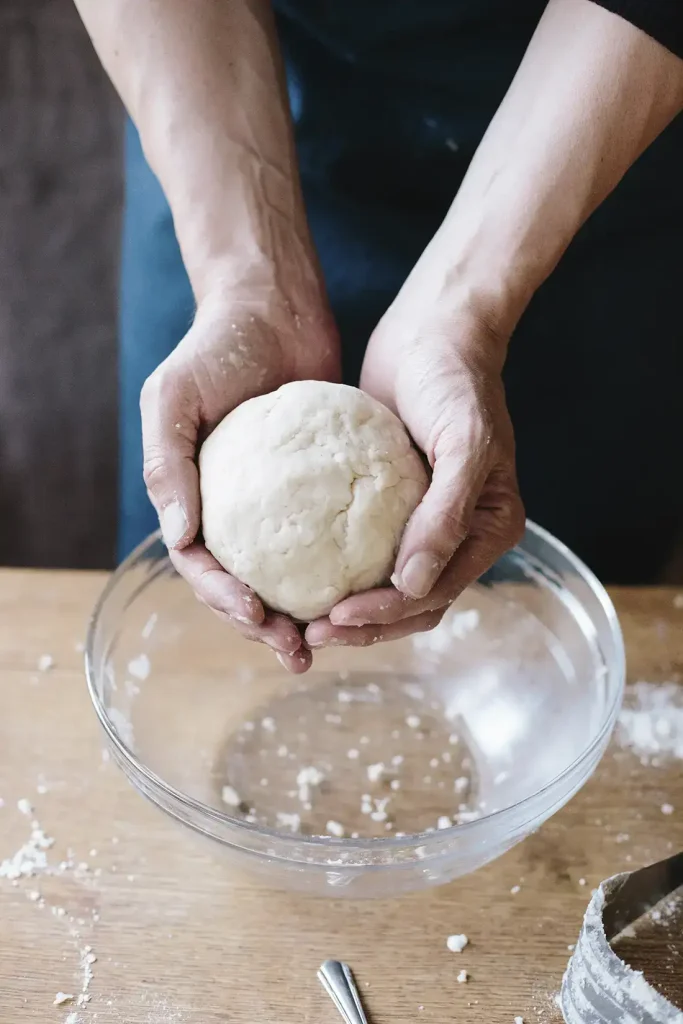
[209,604,305,656]
[434,495,525,600]
[169,543,264,626]
[305,608,445,649]
[332,489,525,627]
[392,427,493,600]
[331,577,452,626]
[141,363,201,550]
[276,647,314,674]
[330,585,414,627]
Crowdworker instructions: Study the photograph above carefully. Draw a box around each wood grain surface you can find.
[0,571,681,1023]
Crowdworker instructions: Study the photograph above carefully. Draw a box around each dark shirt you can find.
[595,0,683,58]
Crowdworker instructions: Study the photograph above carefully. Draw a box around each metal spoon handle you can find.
[318,960,369,1024]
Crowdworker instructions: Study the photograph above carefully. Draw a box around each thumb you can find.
[392,432,492,599]
[140,364,201,550]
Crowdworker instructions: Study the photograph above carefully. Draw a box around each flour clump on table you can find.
[199,381,428,621]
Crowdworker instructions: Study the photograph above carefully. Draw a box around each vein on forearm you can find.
[73,0,307,299]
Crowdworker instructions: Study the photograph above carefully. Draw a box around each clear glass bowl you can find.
[86,522,624,898]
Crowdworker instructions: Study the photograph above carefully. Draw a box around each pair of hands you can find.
[141,244,525,674]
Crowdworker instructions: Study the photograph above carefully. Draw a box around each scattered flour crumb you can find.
[661,802,674,815]
[510,885,521,895]
[406,715,421,729]
[326,820,345,838]
[221,786,241,808]
[65,1015,79,1024]
[391,754,404,766]
[616,681,683,763]
[127,653,150,681]
[17,798,33,816]
[367,763,385,783]
[276,812,301,832]
[124,679,140,698]
[370,797,390,823]
[261,717,276,733]
[457,970,468,984]
[390,779,401,791]
[37,654,54,672]
[515,1017,524,1024]
[296,766,325,805]
[447,934,468,953]
[347,748,359,760]
[108,707,134,748]
[456,808,481,824]
[437,816,452,830]
[454,777,468,794]
[54,993,73,1006]
[578,878,586,886]
[141,612,158,639]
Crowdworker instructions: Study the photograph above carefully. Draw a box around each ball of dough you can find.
[199,381,429,621]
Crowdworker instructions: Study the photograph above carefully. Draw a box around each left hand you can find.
[305,269,525,650]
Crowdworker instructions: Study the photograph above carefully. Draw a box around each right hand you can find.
[140,273,341,674]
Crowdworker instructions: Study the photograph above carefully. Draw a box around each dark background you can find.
[0,0,120,570]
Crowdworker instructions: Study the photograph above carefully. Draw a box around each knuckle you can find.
[142,450,167,493]
[139,368,163,412]
[438,504,470,547]
[140,363,178,415]
[501,495,526,547]
[415,609,445,634]
[426,609,446,631]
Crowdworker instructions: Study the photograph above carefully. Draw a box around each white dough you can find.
[199,381,428,621]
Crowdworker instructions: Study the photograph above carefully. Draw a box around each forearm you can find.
[74,0,308,300]
[426,0,683,340]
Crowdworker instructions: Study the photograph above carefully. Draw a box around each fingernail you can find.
[395,552,443,599]
[160,501,188,549]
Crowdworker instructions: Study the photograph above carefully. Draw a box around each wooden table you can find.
[1,571,682,1023]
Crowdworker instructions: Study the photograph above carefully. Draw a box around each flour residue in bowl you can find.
[212,673,483,839]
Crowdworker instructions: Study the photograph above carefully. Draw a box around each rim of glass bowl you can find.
[85,520,625,854]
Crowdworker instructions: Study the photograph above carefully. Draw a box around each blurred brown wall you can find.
[0,0,121,569]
